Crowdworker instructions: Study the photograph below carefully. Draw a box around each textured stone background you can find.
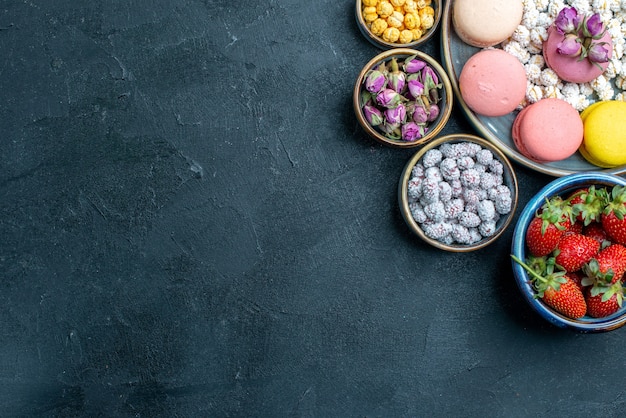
[1,1,622,417]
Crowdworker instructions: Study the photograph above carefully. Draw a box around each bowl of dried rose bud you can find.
[355,0,441,50]
[511,173,626,332]
[354,48,453,148]
[398,134,518,252]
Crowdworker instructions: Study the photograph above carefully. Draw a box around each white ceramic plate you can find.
[440,0,626,177]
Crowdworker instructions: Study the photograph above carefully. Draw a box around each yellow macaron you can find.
[579,100,626,168]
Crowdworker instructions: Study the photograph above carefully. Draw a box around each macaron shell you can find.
[580,101,626,168]
[580,101,605,121]
[453,0,523,48]
[543,26,611,84]
[459,49,527,117]
[578,100,608,167]
[511,98,583,162]
[511,106,532,158]
[578,143,612,168]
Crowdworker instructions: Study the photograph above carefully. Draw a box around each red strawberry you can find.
[564,220,584,236]
[526,217,568,256]
[568,270,585,291]
[582,222,608,245]
[583,244,626,285]
[601,185,626,245]
[554,233,600,272]
[511,255,587,319]
[585,282,623,318]
[526,195,575,257]
[543,277,588,319]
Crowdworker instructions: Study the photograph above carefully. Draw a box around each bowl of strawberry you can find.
[511,172,626,332]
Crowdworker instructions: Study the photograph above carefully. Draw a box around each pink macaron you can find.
[543,26,612,83]
[459,49,527,117]
[512,98,583,162]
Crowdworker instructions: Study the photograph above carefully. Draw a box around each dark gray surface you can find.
[1,1,624,417]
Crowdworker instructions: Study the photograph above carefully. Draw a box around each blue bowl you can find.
[511,172,626,332]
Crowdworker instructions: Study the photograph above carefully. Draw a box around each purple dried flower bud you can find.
[557,33,582,56]
[384,103,407,125]
[360,89,373,105]
[584,13,604,38]
[362,101,383,126]
[375,88,403,108]
[427,104,440,122]
[407,75,425,98]
[404,56,427,73]
[388,71,406,93]
[401,122,425,142]
[422,66,440,90]
[380,121,402,139]
[365,69,387,93]
[554,7,579,34]
[412,105,428,123]
[587,42,610,63]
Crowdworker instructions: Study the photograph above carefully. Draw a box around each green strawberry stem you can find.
[605,185,626,219]
[511,254,551,284]
[536,194,577,234]
[511,254,568,299]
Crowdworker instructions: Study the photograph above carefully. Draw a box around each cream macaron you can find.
[453,0,524,48]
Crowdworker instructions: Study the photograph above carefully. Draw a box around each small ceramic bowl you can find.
[355,0,442,50]
[511,173,626,332]
[354,48,453,148]
[398,134,518,251]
